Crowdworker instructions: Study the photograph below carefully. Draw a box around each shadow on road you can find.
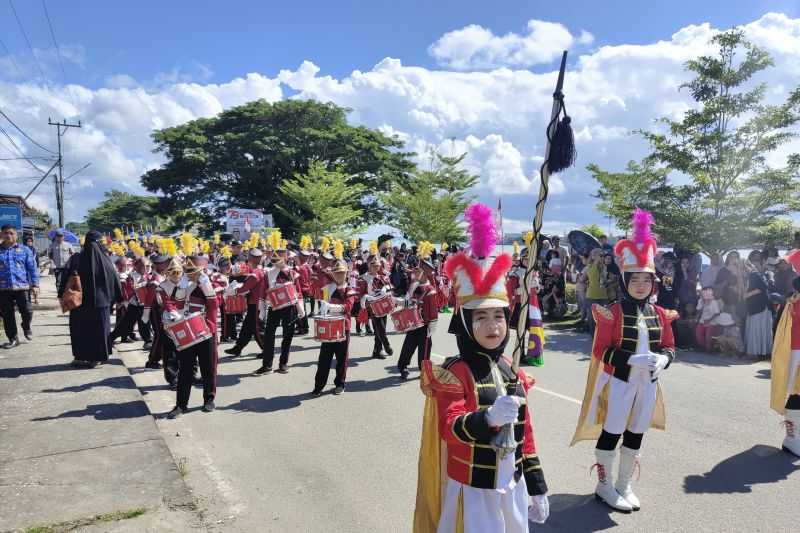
[0,362,79,378]
[219,394,306,413]
[755,368,771,380]
[534,492,619,532]
[683,444,800,494]
[345,375,405,393]
[31,400,150,421]
[41,375,135,393]
[676,350,758,368]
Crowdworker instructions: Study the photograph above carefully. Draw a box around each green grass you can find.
[23,507,147,533]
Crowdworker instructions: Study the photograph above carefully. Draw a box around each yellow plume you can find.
[113,228,123,241]
[79,234,85,246]
[180,232,196,256]
[201,240,210,254]
[513,241,520,255]
[350,238,358,250]
[213,233,220,245]
[300,235,312,251]
[221,245,232,259]
[320,236,331,253]
[282,239,288,250]
[165,239,177,258]
[523,231,533,247]
[333,239,344,260]
[369,240,378,256]
[418,241,435,260]
[267,230,282,250]
[248,231,260,249]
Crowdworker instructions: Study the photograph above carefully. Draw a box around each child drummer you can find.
[312,260,357,396]
[397,242,438,380]
[161,256,220,419]
[360,253,394,359]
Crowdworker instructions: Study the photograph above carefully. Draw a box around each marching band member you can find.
[312,259,357,396]
[360,253,394,359]
[257,236,305,375]
[144,252,173,369]
[415,202,549,532]
[770,250,800,458]
[109,256,153,347]
[397,243,439,380]
[210,258,232,341]
[154,259,184,387]
[296,236,314,335]
[225,248,265,357]
[163,256,219,418]
[571,209,677,513]
[113,256,135,342]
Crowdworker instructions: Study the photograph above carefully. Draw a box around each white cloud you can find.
[1,12,799,235]
[428,20,583,70]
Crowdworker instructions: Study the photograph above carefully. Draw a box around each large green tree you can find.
[84,190,159,233]
[382,151,478,244]
[141,99,416,236]
[276,161,365,240]
[591,30,800,254]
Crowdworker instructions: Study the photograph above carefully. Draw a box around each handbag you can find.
[60,271,83,312]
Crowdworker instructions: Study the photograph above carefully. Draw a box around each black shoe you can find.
[193,376,203,386]
[23,330,33,341]
[333,386,344,395]
[167,406,186,419]
[276,365,289,374]
[366,328,373,335]
[202,400,216,413]
[71,359,86,368]
[121,337,134,344]
[400,369,410,380]
[142,342,153,351]
[386,348,394,356]
[255,365,273,375]
[144,361,162,369]
[311,389,322,397]
[85,362,98,368]
[169,382,178,391]
[372,352,387,360]
[129,333,138,341]
[225,347,242,357]
[2,338,20,349]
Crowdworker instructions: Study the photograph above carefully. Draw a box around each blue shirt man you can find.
[0,224,39,348]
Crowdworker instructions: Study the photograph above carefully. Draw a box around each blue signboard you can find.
[0,205,23,231]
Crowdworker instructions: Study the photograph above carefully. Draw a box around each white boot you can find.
[615,446,641,511]
[783,409,800,457]
[593,449,634,513]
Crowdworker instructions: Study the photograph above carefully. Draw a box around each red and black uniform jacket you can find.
[325,283,358,332]
[408,281,439,324]
[296,263,313,297]
[424,353,547,496]
[157,279,219,337]
[236,266,265,306]
[591,300,678,383]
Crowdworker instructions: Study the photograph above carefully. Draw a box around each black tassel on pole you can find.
[547,112,576,174]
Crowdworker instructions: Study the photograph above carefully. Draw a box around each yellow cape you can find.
[570,323,667,446]
[771,296,800,415]
[413,363,464,533]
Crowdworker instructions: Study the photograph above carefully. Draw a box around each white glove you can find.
[528,494,550,524]
[381,285,390,294]
[163,310,181,323]
[259,301,268,321]
[198,273,210,285]
[651,352,670,378]
[178,275,189,289]
[319,300,330,316]
[141,308,151,324]
[394,297,405,307]
[627,353,654,369]
[326,303,344,315]
[486,395,521,427]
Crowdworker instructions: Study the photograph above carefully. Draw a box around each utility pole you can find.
[48,118,81,227]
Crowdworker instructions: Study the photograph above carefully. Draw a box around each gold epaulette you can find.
[592,304,613,323]
[429,363,465,395]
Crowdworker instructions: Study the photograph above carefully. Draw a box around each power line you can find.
[0,108,57,154]
[41,0,66,83]
[0,36,23,77]
[0,123,47,175]
[8,0,47,82]
[0,156,56,161]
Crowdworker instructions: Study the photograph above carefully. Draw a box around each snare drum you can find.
[265,283,299,310]
[313,315,347,343]
[135,285,154,306]
[391,306,424,333]
[165,313,212,351]
[367,293,395,317]
[224,294,248,314]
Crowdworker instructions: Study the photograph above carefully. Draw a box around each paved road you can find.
[116,315,800,533]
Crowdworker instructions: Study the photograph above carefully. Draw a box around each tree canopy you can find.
[591,29,800,254]
[85,190,159,233]
[382,151,478,244]
[141,99,416,237]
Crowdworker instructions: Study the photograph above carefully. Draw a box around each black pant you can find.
[221,312,239,340]
[110,305,152,342]
[0,290,32,340]
[176,338,216,408]
[397,325,431,371]
[233,304,262,352]
[262,307,294,368]
[371,316,392,355]
[314,335,350,391]
[160,335,180,385]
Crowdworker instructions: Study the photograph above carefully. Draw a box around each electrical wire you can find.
[0,108,56,154]
[0,123,47,175]
[8,0,47,82]
[41,0,66,83]
[0,36,23,77]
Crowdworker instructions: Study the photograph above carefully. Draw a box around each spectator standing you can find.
[675,256,699,316]
[0,225,39,347]
[598,234,614,257]
[48,230,73,288]
[744,251,773,359]
[715,252,746,318]
[774,259,796,297]
[700,253,723,290]
[603,252,620,303]
[655,252,678,310]
[23,235,39,268]
[574,256,589,328]
[584,248,608,334]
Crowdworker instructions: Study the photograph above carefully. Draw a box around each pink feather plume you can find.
[631,208,654,245]
[464,202,497,258]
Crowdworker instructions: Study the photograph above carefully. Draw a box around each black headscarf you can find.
[620,271,656,309]
[70,230,122,308]
[448,307,512,361]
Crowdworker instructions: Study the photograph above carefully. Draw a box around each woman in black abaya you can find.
[58,230,122,368]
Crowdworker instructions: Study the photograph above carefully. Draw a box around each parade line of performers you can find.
[91,204,800,532]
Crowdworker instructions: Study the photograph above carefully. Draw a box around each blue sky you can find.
[1,2,799,238]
